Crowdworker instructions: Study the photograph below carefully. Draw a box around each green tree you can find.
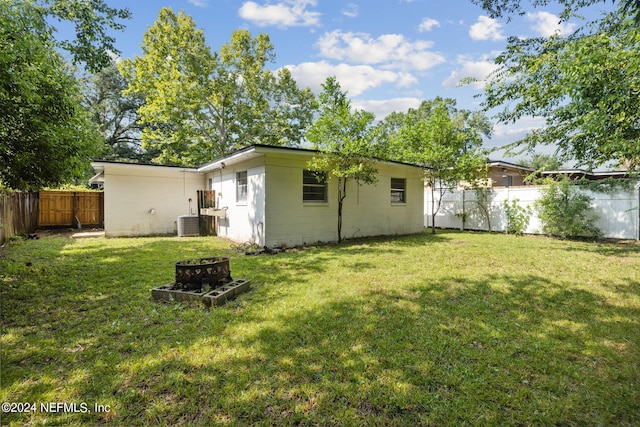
[34,0,131,72]
[0,1,102,191]
[470,0,640,23]
[384,98,491,233]
[519,153,564,171]
[536,178,601,238]
[82,62,149,162]
[306,77,378,244]
[478,4,640,171]
[120,9,314,166]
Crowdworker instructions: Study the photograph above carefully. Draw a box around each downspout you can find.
[637,183,640,241]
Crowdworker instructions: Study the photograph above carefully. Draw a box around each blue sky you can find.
[61,0,610,160]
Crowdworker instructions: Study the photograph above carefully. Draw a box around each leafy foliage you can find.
[82,62,150,162]
[0,1,102,191]
[120,9,314,166]
[470,0,640,23]
[380,98,491,233]
[518,153,564,171]
[306,77,378,243]
[36,0,131,72]
[503,199,532,235]
[481,6,640,170]
[535,178,602,238]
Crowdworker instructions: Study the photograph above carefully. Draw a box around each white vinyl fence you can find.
[425,184,640,240]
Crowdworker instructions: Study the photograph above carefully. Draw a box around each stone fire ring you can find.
[151,279,250,307]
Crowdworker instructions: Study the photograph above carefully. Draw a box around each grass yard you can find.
[1,230,639,426]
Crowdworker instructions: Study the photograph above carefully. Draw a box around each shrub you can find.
[535,178,601,239]
[503,199,531,235]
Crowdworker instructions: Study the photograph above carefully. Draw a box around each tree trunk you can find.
[430,185,436,234]
[337,177,347,243]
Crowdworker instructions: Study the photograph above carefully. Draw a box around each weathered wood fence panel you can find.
[38,191,104,228]
[197,189,216,236]
[0,191,39,245]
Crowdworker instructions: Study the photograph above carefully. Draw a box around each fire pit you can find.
[173,256,232,291]
[151,256,249,307]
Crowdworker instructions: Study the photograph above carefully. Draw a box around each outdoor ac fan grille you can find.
[177,215,199,237]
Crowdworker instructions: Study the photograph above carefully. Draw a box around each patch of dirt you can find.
[32,228,104,238]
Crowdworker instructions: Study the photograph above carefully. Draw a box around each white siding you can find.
[102,164,203,237]
[207,159,266,245]
[98,147,425,244]
[263,153,424,247]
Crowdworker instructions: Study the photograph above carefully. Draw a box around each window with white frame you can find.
[303,170,327,202]
[391,178,406,203]
[236,171,247,203]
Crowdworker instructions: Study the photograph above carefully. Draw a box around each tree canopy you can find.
[475,1,640,171]
[380,98,491,233]
[120,8,314,166]
[306,77,378,243]
[518,153,564,171]
[82,62,148,162]
[470,0,640,22]
[0,1,102,191]
[36,0,131,72]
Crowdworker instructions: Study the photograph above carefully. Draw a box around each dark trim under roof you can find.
[197,143,423,170]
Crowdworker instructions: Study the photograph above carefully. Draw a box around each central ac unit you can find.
[177,215,199,237]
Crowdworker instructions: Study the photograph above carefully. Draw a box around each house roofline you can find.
[197,144,424,173]
[90,160,199,174]
[487,159,536,172]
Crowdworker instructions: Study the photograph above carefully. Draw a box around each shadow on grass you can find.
[548,237,640,258]
[1,233,639,425]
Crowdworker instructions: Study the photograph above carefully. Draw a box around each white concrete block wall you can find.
[102,163,204,237]
[207,160,266,245]
[263,156,335,246]
[98,147,425,244]
[263,153,424,247]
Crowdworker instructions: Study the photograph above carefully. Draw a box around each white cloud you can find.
[418,17,440,32]
[317,30,445,71]
[493,117,545,138]
[283,61,417,97]
[188,0,208,6]
[442,55,499,89]
[486,116,547,157]
[238,1,321,28]
[469,16,505,41]
[526,12,576,37]
[352,98,423,120]
[342,3,359,18]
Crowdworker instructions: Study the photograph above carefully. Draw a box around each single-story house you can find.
[487,160,632,187]
[91,144,425,247]
[487,161,536,187]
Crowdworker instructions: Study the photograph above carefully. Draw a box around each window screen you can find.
[303,170,327,202]
[391,178,406,203]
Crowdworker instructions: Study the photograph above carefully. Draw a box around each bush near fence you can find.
[425,185,640,240]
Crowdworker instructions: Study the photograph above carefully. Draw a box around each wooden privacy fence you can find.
[38,191,104,228]
[0,191,39,245]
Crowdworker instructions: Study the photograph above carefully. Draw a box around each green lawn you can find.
[1,231,639,426]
